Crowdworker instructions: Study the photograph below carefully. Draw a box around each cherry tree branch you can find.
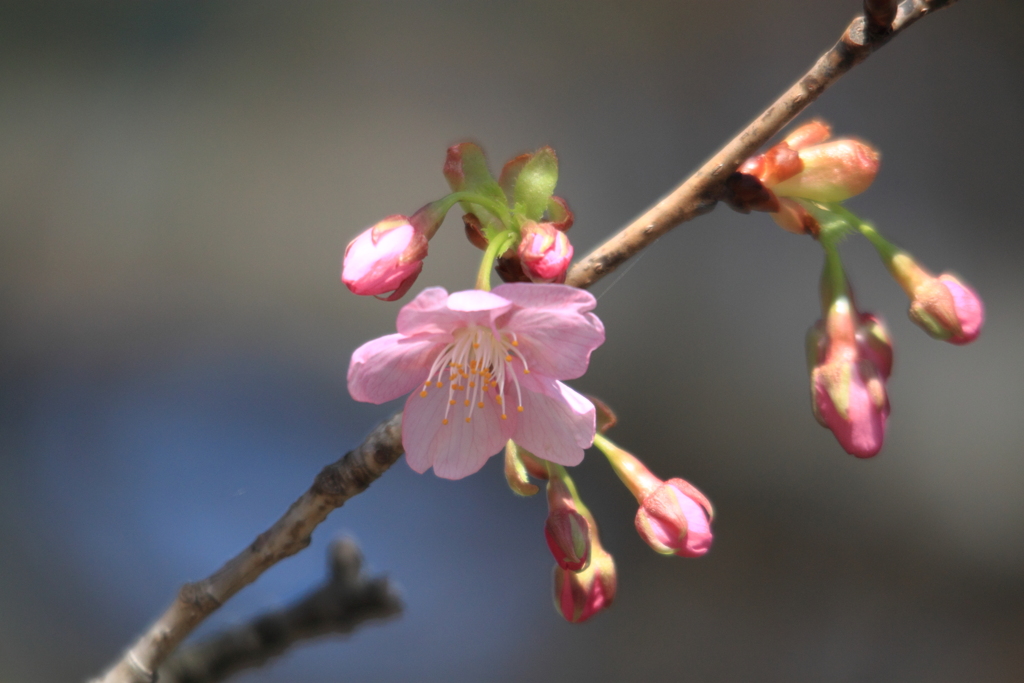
[156,539,402,683]
[92,2,958,680]
[565,0,958,290]
[92,413,403,683]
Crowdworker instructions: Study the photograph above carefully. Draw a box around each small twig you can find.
[92,413,403,683]
[565,0,958,290]
[92,2,959,680]
[157,538,402,683]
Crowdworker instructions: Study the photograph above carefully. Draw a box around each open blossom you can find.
[348,284,605,479]
[342,216,428,300]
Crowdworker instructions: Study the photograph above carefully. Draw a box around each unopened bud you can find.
[810,297,891,457]
[342,216,428,301]
[887,254,984,344]
[635,478,714,557]
[518,220,573,284]
[552,547,616,624]
[544,474,591,571]
[545,508,590,572]
[772,139,880,203]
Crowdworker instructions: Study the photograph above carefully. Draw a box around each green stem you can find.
[826,203,900,263]
[445,191,514,231]
[819,239,849,312]
[593,433,659,501]
[475,229,516,291]
[546,461,591,519]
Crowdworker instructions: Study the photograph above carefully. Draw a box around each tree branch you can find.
[92,413,403,683]
[564,0,958,290]
[156,538,402,683]
[92,2,958,680]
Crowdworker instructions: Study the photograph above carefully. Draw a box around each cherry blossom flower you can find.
[348,283,605,479]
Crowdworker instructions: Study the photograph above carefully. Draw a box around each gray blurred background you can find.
[2,1,1022,681]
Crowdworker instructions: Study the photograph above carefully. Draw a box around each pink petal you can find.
[670,488,713,557]
[396,287,514,337]
[939,275,984,344]
[511,374,594,467]
[492,283,605,380]
[348,334,442,404]
[815,372,887,458]
[401,382,516,479]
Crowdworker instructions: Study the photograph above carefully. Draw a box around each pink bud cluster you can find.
[808,297,893,458]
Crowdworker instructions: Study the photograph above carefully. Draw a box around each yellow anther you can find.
[523,369,530,374]
[435,381,443,388]
[505,355,513,362]
[449,399,456,405]
[511,340,519,346]
[477,402,484,408]
[469,382,476,388]
[442,418,449,425]
[465,417,472,423]
[495,396,503,404]
[419,390,427,397]
[472,343,480,349]
[501,414,508,420]
[464,399,470,407]
[517,406,524,412]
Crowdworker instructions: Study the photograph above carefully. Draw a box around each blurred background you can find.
[2,1,1022,681]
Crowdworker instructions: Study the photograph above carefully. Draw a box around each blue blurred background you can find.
[2,1,1023,680]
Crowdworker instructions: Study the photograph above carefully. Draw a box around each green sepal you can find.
[513,146,559,221]
[443,143,508,236]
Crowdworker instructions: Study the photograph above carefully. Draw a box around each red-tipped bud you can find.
[341,216,428,301]
[887,254,984,344]
[772,139,881,203]
[545,509,591,572]
[544,475,591,571]
[809,297,891,458]
[635,478,714,557]
[552,547,616,624]
[518,220,573,284]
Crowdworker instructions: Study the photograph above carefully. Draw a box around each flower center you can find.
[419,324,530,425]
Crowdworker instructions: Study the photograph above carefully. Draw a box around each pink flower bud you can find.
[342,216,428,301]
[544,473,591,571]
[772,138,880,203]
[635,478,714,557]
[809,298,891,458]
[887,253,984,344]
[597,435,715,558]
[518,220,573,284]
[545,509,591,572]
[552,548,616,624]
